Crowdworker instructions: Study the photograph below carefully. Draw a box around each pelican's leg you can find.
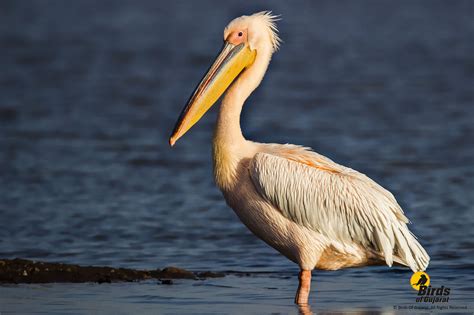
[294,269,311,305]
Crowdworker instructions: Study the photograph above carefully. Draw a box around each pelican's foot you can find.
[294,269,311,305]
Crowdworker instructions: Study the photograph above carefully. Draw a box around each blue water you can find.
[0,0,473,313]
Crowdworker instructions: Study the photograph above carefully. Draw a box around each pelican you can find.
[169,11,429,305]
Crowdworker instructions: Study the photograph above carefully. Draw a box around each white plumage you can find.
[250,144,429,272]
[170,12,430,305]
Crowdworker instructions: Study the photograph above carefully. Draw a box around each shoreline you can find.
[0,258,225,284]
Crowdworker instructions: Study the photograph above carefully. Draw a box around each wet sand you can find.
[0,258,224,284]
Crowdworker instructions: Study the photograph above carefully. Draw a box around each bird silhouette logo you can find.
[416,274,428,286]
[410,271,430,291]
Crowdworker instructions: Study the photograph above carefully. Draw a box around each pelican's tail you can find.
[393,227,430,272]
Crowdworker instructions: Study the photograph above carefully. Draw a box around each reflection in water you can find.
[299,303,400,315]
[298,304,313,315]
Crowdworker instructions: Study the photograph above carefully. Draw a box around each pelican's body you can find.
[170,12,429,305]
[215,142,407,271]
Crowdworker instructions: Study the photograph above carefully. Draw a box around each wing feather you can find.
[249,146,429,271]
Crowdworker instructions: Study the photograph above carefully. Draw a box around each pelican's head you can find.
[169,11,281,146]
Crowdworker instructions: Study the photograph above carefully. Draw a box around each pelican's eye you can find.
[238,32,243,37]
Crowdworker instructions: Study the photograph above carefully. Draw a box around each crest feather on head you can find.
[253,11,282,52]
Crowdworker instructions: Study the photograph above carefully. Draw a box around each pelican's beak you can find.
[169,42,256,146]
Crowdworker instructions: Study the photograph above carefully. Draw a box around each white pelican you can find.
[169,11,429,305]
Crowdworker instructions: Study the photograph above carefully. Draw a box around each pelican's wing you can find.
[249,144,429,271]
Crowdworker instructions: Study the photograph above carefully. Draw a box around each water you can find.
[0,0,473,313]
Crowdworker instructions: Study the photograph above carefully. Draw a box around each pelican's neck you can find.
[214,87,246,146]
[213,46,272,190]
[214,46,272,145]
